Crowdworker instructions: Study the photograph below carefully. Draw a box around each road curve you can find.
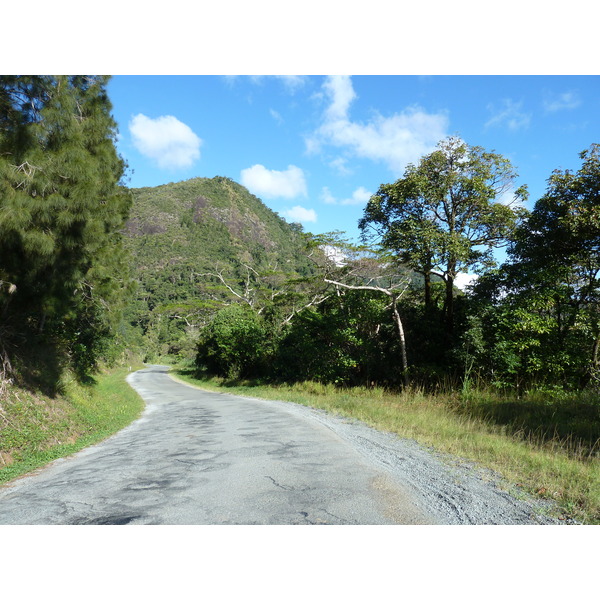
[0,365,560,525]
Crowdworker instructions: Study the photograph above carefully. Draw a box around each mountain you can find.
[122,176,317,359]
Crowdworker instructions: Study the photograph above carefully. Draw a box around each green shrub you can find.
[195,304,272,378]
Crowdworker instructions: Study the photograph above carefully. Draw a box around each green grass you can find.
[0,365,145,485]
[172,368,600,524]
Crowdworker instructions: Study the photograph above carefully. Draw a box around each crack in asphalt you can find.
[264,475,294,491]
[69,514,142,525]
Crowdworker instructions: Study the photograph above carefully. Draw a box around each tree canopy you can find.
[360,136,527,336]
[0,76,131,385]
[467,144,600,389]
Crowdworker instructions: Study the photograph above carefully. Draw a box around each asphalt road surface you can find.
[0,365,560,525]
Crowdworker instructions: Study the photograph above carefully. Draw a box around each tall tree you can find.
[303,233,412,385]
[321,247,412,385]
[359,136,527,337]
[507,143,600,386]
[0,76,131,381]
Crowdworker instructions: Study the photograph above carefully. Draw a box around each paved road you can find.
[0,365,438,525]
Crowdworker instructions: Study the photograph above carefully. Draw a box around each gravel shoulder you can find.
[173,373,568,525]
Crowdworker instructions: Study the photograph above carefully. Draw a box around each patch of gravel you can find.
[260,398,576,525]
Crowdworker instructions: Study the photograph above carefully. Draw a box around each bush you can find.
[195,304,272,378]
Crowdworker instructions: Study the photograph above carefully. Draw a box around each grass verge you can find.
[172,368,599,524]
[0,365,145,485]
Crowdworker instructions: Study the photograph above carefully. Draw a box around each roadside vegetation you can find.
[173,367,600,524]
[0,364,144,484]
[1,77,145,485]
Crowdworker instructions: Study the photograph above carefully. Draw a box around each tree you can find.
[506,144,600,387]
[0,76,131,382]
[461,145,600,390]
[323,254,412,386]
[195,304,272,379]
[273,292,393,385]
[465,266,563,389]
[303,233,412,385]
[359,136,527,337]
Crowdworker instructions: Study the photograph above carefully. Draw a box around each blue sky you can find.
[108,75,600,246]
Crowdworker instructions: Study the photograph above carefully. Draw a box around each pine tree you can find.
[0,76,132,383]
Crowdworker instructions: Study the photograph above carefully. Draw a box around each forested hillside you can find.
[3,77,600,398]
[122,176,319,360]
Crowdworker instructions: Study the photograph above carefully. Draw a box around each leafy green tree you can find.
[360,136,527,337]
[322,251,412,385]
[274,291,398,386]
[512,144,600,386]
[270,233,413,386]
[195,304,273,379]
[464,145,600,389]
[464,269,560,389]
[0,76,131,382]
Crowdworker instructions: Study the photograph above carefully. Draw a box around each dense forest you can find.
[2,75,600,399]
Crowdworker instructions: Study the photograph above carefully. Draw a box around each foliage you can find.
[359,136,527,336]
[195,304,274,379]
[0,76,132,385]
[192,235,413,387]
[273,293,392,385]
[464,144,600,390]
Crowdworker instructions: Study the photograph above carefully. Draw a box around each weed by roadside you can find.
[0,366,144,485]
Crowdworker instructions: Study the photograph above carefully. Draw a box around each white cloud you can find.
[232,75,308,92]
[543,90,581,113]
[129,114,202,169]
[269,108,284,125]
[455,272,479,291]
[306,75,449,175]
[329,156,352,175]
[321,186,337,204]
[277,75,308,92]
[240,164,307,200]
[323,75,356,120]
[282,205,317,223]
[485,99,531,131]
[321,185,372,206]
[341,186,371,206]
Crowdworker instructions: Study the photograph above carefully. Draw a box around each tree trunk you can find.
[445,274,454,337]
[424,271,431,309]
[39,311,46,334]
[392,297,409,387]
[583,331,600,388]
